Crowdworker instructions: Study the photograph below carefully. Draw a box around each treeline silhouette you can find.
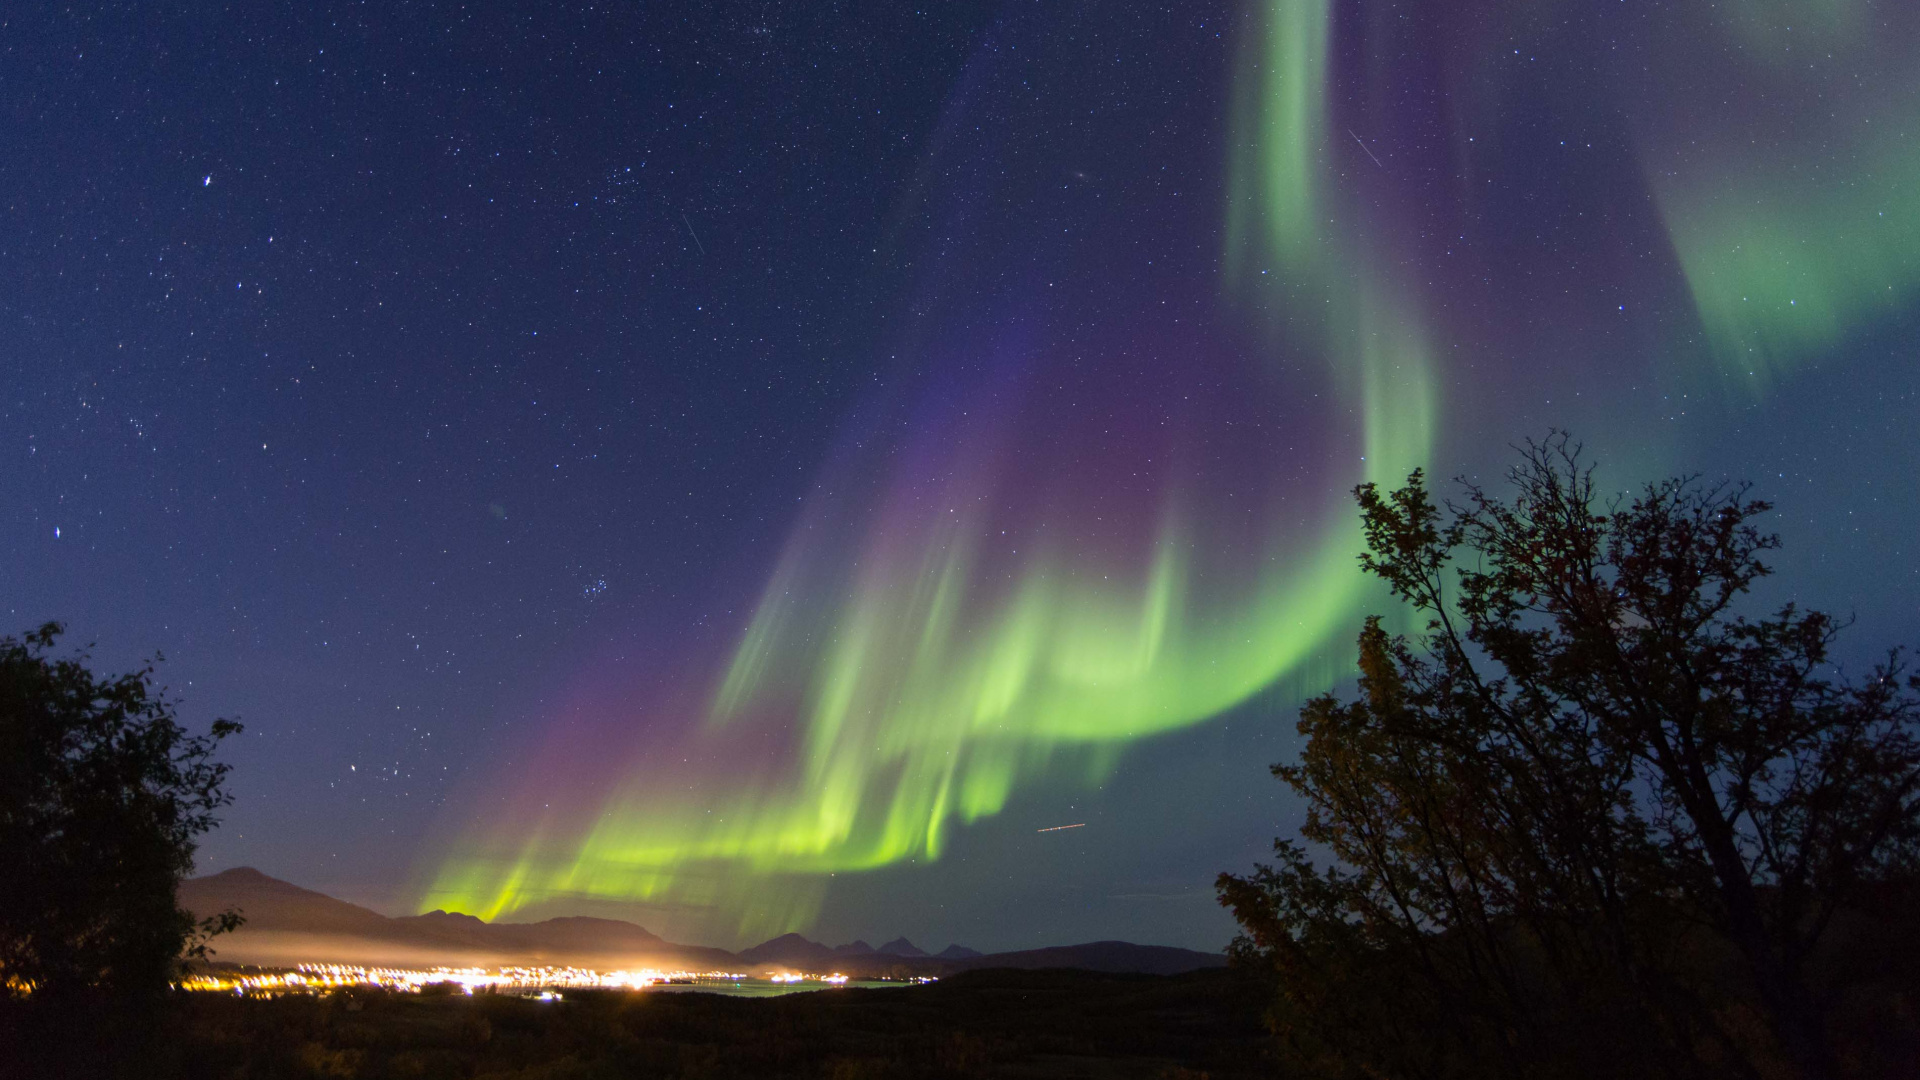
[0,623,243,1077]
[163,968,1269,1078]
[1220,435,1920,1080]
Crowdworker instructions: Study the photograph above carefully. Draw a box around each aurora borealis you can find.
[419,0,1437,937]
[5,2,1918,951]
[415,0,1920,941]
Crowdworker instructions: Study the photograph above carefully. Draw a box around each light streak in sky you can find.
[421,0,1431,942]
[1348,129,1382,168]
[420,0,1920,944]
[1036,824,1086,833]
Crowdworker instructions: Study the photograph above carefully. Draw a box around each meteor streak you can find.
[1348,129,1382,168]
[1037,823,1086,833]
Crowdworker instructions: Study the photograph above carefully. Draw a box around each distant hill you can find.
[735,932,841,971]
[179,869,1223,977]
[944,941,1226,977]
[179,868,735,971]
[734,933,942,968]
[875,937,927,957]
[658,935,1223,978]
[181,868,391,936]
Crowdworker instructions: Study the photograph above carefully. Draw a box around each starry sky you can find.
[4,2,1918,954]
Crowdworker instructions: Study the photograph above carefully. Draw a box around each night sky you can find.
[4,2,1917,954]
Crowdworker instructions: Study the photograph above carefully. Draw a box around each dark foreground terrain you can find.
[27,968,1270,1079]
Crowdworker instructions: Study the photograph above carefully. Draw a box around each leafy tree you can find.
[1219,436,1920,1080]
[0,622,242,1008]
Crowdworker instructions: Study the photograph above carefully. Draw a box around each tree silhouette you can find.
[1220,436,1920,1080]
[0,622,242,1060]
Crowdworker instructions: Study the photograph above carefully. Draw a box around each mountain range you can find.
[179,868,1223,978]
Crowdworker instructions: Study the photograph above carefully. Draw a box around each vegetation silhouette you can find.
[170,968,1269,1079]
[1219,435,1920,1079]
[0,622,242,1075]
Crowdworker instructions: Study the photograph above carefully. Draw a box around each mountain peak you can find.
[199,865,276,882]
[405,909,487,927]
[875,937,927,957]
[180,870,1229,977]
[181,870,739,970]
[190,866,320,894]
[737,932,837,967]
[179,866,393,936]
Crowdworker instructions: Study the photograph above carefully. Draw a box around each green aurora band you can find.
[420,0,1919,940]
[1643,0,1920,388]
